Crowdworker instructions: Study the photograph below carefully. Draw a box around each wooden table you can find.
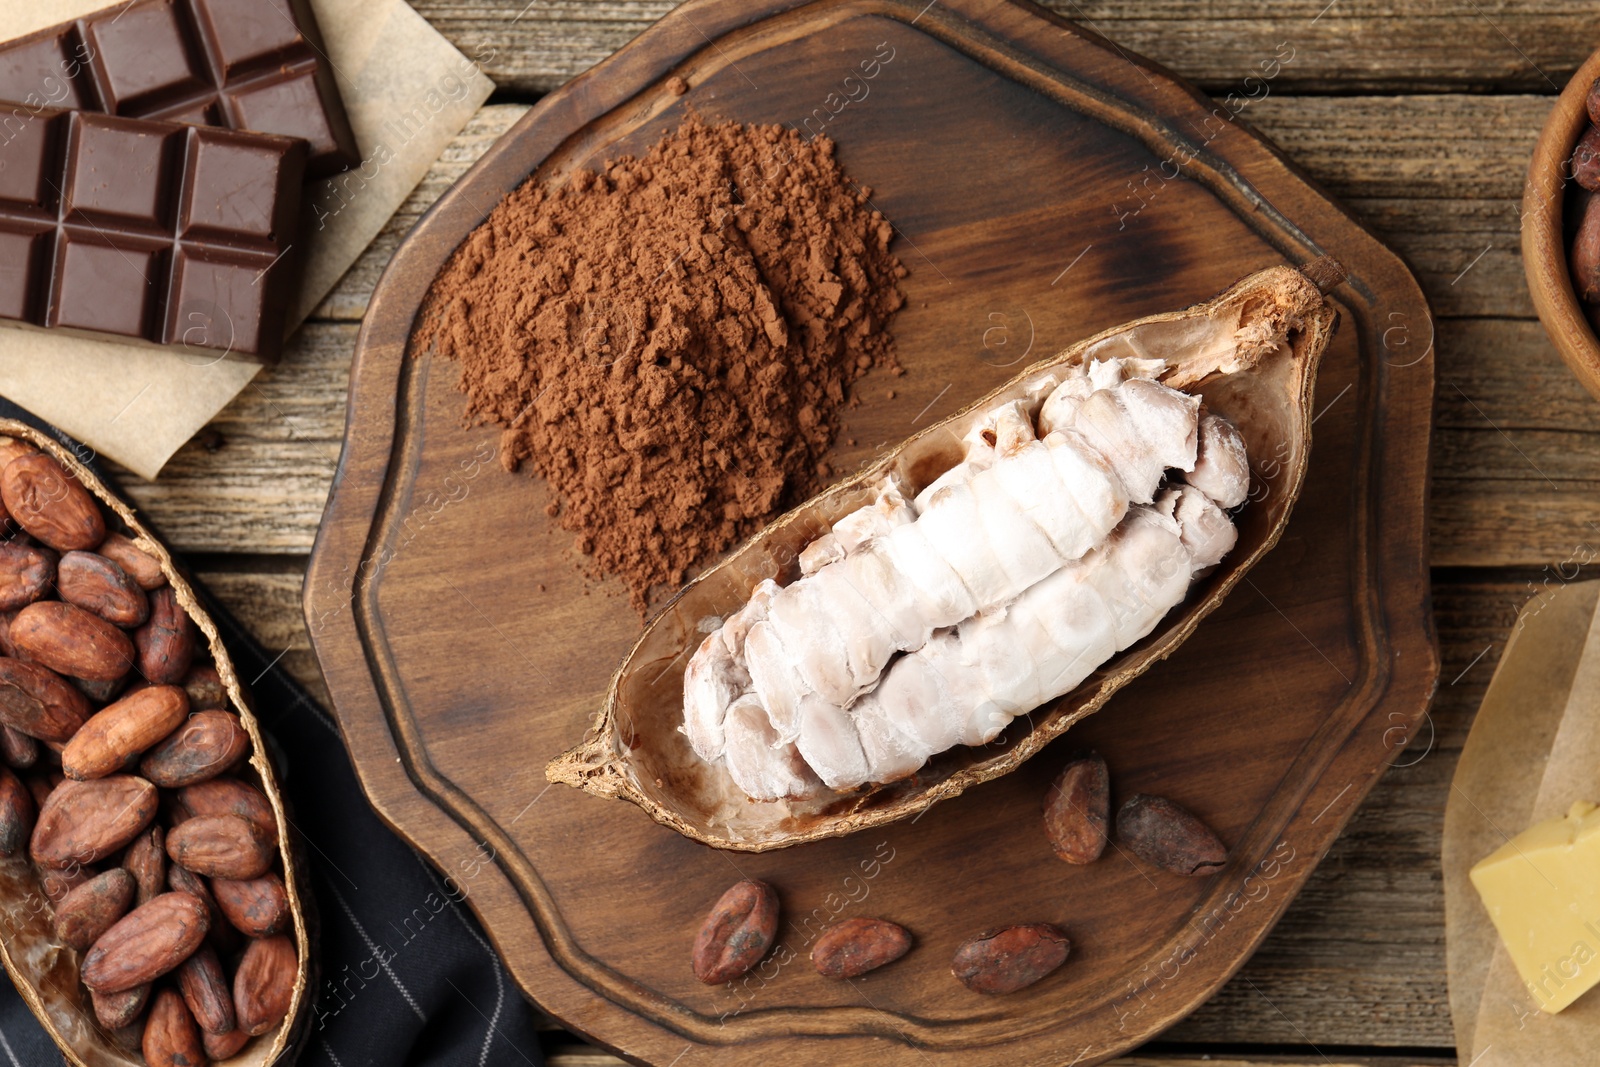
[117,2,1600,1064]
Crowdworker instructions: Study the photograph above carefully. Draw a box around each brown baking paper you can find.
[0,0,493,479]
[1443,578,1600,1064]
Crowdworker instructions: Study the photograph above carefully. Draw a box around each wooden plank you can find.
[409,0,1598,94]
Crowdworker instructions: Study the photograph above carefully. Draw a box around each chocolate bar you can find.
[0,107,306,362]
[0,0,357,177]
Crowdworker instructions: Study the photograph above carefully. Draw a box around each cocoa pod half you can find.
[141,709,250,788]
[178,943,237,1035]
[30,774,157,868]
[951,923,1071,994]
[213,873,290,938]
[0,453,104,552]
[234,934,297,1036]
[123,824,167,906]
[96,533,166,591]
[177,777,277,839]
[167,813,274,880]
[143,986,206,1067]
[691,879,778,984]
[54,867,136,950]
[11,601,135,683]
[90,983,150,1030]
[0,541,54,611]
[0,656,91,741]
[1116,794,1228,877]
[811,917,912,979]
[58,550,150,628]
[1042,752,1110,864]
[63,685,190,780]
[134,587,197,686]
[0,764,34,855]
[82,891,210,992]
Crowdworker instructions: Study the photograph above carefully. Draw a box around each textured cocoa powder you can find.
[416,117,907,611]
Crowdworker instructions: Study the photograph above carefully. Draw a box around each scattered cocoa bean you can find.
[134,587,197,686]
[63,686,190,781]
[167,813,273,880]
[234,934,296,1036]
[82,891,210,992]
[178,943,236,1035]
[0,725,36,770]
[96,533,166,591]
[810,917,912,979]
[54,867,136,950]
[0,765,34,855]
[1042,752,1110,864]
[177,777,276,839]
[203,1027,250,1059]
[692,879,778,984]
[30,775,158,868]
[58,550,149,628]
[0,656,91,741]
[213,872,289,938]
[951,923,1071,994]
[91,983,150,1029]
[0,453,104,552]
[141,710,250,788]
[0,542,54,611]
[11,601,135,683]
[181,664,227,712]
[143,986,206,1067]
[1116,794,1228,876]
[123,825,167,906]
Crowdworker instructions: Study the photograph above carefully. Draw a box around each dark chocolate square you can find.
[0,225,49,322]
[0,33,93,111]
[0,110,65,212]
[225,68,341,166]
[147,97,222,127]
[194,0,307,76]
[50,231,162,338]
[181,128,297,244]
[167,248,272,356]
[84,0,208,113]
[63,113,176,229]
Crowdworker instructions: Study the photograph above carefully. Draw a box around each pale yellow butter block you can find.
[1471,800,1600,1013]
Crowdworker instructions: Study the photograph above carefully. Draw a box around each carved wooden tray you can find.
[304,1,1438,1063]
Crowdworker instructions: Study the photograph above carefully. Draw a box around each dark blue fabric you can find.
[0,401,545,1066]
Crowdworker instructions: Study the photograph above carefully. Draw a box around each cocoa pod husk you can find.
[91,983,150,1029]
[0,724,38,769]
[0,541,54,611]
[141,709,250,788]
[212,873,290,938]
[0,656,91,741]
[123,824,167,906]
[134,587,197,686]
[96,533,166,591]
[82,891,210,992]
[167,813,273,880]
[203,1027,250,1059]
[143,986,206,1067]
[30,774,157,868]
[951,923,1071,994]
[0,452,105,552]
[0,764,34,855]
[1572,189,1600,304]
[234,934,297,1036]
[182,663,227,712]
[1042,752,1110,864]
[11,601,135,683]
[177,777,277,839]
[691,879,778,984]
[1116,793,1228,876]
[810,917,912,979]
[58,550,150,628]
[54,867,136,950]
[178,942,237,1035]
[63,685,191,780]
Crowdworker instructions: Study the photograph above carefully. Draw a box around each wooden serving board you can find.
[304,1,1438,1063]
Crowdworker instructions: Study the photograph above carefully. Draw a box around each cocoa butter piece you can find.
[691,879,778,984]
[1116,793,1228,876]
[58,550,150,628]
[951,923,1070,994]
[82,891,210,992]
[1042,752,1110,864]
[810,917,912,979]
[0,453,104,552]
[54,867,136,950]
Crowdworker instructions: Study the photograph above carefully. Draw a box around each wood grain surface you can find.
[111,1,1600,1062]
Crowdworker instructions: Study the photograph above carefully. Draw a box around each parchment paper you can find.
[1442,579,1600,1064]
[0,0,493,478]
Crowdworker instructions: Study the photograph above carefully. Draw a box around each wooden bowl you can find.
[1524,49,1600,399]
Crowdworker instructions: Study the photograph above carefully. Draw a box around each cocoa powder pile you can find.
[416,117,907,611]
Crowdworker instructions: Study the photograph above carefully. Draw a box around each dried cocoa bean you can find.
[1116,794,1228,876]
[691,879,778,984]
[40,865,91,905]
[58,550,150,628]
[63,685,190,780]
[0,439,36,471]
[167,813,273,880]
[951,923,1071,994]
[82,891,210,992]
[143,986,205,1067]
[0,764,33,855]
[96,533,166,591]
[91,983,150,1029]
[54,867,135,950]
[141,710,250,788]
[0,453,104,552]
[123,825,167,906]
[182,664,227,712]
[0,656,91,741]
[1576,125,1600,192]
[178,943,236,1035]
[0,725,37,769]
[203,1027,250,1059]
[1042,752,1110,864]
[1572,189,1600,304]
[12,601,135,683]
[177,777,277,839]
[234,934,296,1036]
[30,774,157,868]
[810,917,912,979]
[213,873,289,938]
[134,587,197,686]
[0,541,54,611]
[72,673,128,705]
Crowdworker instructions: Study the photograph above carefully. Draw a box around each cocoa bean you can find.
[141,710,250,788]
[24,772,52,810]
[134,587,197,685]
[0,453,104,552]
[951,923,1071,994]
[1042,752,1110,864]
[213,873,289,938]
[0,764,33,855]
[177,778,276,840]
[72,673,128,705]
[63,685,190,780]
[0,656,90,741]
[178,943,236,1035]
[11,601,135,683]
[1116,794,1228,876]
[40,865,91,905]
[182,663,227,712]
[91,983,150,1029]
[0,439,36,471]
[234,934,296,1036]
[54,867,135,950]
[0,725,36,769]
[82,891,210,992]
[1572,189,1600,304]
[810,917,912,979]
[203,1027,250,1059]
[143,986,206,1067]
[0,541,53,611]
[58,550,150,628]
[123,824,167,906]
[0,613,21,661]
[691,879,778,984]
[1576,125,1600,192]
[30,774,157,868]
[167,814,273,880]
[96,533,166,591]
